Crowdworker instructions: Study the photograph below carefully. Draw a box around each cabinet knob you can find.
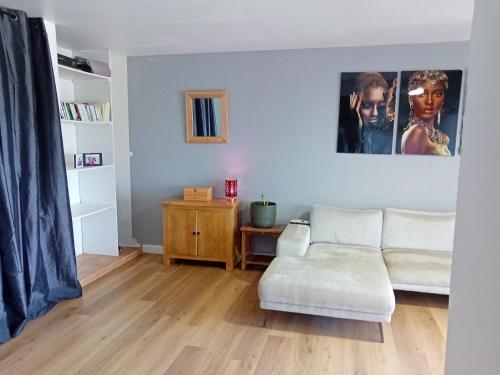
[192,231,196,235]
[197,232,201,235]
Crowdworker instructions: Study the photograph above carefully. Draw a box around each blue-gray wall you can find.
[128,42,468,245]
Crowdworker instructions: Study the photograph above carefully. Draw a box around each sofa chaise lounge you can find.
[258,205,395,340]
[258,205,455,340]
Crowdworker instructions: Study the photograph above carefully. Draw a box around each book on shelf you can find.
[59,101,111,122]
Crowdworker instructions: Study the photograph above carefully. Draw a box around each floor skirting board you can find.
[142,244,163,254]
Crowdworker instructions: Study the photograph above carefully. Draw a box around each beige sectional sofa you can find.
[258,205,455,338]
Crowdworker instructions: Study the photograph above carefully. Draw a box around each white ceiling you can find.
[3,0,475,55]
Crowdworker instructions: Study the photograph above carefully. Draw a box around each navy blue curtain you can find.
[193,98,217,136]
[0,8,82,344]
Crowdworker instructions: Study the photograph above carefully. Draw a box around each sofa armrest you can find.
[276,224,310,257]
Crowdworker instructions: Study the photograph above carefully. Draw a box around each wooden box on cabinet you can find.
[162,198,239,270]
[183,186,213,201]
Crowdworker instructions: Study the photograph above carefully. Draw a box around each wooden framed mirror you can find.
[185,90,228,144]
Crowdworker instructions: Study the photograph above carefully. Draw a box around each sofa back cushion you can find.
[382,208,455,252]
[310,205,383,248]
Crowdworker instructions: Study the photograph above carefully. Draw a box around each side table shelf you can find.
[240,224,286,270]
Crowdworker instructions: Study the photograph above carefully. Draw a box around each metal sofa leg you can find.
[379,322,385,343]
[261,309,268,328]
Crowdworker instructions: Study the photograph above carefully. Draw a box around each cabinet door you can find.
[166,208,197,257]
[196,209,231,260]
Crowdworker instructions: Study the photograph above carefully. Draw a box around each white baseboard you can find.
[119,238,142,248]
[142,244,163,254]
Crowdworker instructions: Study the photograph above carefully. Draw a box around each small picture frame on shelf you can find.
[73,153,84,169]
[83,152,103,167]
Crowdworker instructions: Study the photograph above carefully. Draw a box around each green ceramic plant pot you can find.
[250,201,277,228]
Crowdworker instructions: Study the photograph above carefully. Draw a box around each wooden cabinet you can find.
[162,198,239,270]
[165,208,197,257]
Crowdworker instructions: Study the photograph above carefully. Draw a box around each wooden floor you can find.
[77,247,143,287]
[0,254,448,375]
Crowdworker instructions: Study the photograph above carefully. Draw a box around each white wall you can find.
[445,0,500,373]
[110,53,140,247]
[44,20,58,89]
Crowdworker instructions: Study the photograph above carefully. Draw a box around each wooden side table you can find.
[240,224,286,270]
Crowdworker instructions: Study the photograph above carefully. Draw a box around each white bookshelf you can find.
[59,64,111,82]
[61,119,112,126]
[57,48,119,257]
[71,203,116,219]
[66,164,114,172]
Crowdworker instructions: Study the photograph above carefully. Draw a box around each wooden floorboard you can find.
[0,254,448,374]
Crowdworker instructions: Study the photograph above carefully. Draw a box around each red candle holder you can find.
[225,179,237,201]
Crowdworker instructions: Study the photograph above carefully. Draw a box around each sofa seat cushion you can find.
[258,247,395,317]
[383,248,452,292]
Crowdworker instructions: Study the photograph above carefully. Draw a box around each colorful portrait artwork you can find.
[337,72,398,154]
[396,70,463,156]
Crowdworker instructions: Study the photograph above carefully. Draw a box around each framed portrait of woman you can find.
[337,71,398,154]
[396,70,464,156]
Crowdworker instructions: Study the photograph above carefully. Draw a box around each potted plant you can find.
[250,194,277,228]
